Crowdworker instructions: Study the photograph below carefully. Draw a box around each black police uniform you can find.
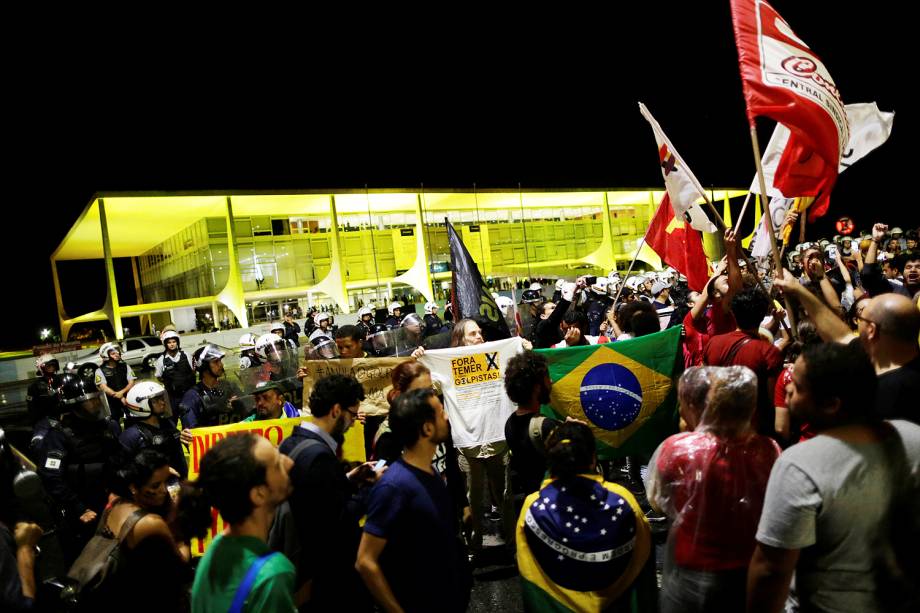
[159,350,196,409]
[179,380,249,429]
[119,420,188,479]
[99,361,130,421]
[30,415,121,556]
[384,315,401,329]
[585,294,611,337]
[423,313,443,338]
[26,373,62,425]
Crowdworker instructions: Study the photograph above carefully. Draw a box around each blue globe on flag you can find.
[579,363,643,430]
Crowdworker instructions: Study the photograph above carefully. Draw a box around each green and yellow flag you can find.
[536,326,681,460]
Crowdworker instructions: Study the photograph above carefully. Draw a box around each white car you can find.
[72,336,167,379]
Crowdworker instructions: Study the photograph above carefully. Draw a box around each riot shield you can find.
[235,344,302,413]
[367,326,422,358]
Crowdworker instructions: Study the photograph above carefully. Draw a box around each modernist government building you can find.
[52,188,748,339]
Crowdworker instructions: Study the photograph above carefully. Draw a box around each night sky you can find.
[8,2,911,350]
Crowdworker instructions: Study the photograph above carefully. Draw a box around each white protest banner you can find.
[418,336,523,448]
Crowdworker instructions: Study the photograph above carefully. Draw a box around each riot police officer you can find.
[94,342,136,423]
[356,305,375,341]
[385,301,403,329]
[26,353,62,425]
[179,344,248,429]
[584,277,612,337]
[119,381,187,479]
[238,332,262,370]
[30,374,121,558]
[154,331,196,412]
[422,301,443,338]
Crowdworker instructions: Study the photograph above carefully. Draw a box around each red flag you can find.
[730,0,849,221]
[646,194,710,292]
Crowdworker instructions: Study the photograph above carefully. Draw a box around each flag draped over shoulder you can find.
[645,194,711,292]
[730,0,849,222]
[447,218,510,342]
[537,327,681,460]
[638,102,717,234]
[516,475,653,612]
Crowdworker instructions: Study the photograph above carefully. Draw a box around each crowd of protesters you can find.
[2,218,919,612]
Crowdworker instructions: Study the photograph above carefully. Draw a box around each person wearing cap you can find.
[242,380,300,422]
[356,305,376,343]
[94,342,137,423]
[651,280,672,311]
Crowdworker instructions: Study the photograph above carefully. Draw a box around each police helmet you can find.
[98,342,121,360]
[269,321,285,335]
[255,333,287,362]
[590,277,609,296]
[555,279,566,291]
[424,301,439,315]
[314,312,331,326]
[57,373,110,421]
[358,306,374,319]
[521,289,543,304]
[401,313,424,329]
[496,296,514,315]
[193,344,226,373]
[35,353,59,377]
[387,302,403,316]
[239,332,258,350]
[160,330,180,348]
[125,380,172,419]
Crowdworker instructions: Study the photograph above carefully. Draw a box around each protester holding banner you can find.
[240,380,300,422]
[419,319,522,555]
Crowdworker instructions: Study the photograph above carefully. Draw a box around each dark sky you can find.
[8,2,911,350]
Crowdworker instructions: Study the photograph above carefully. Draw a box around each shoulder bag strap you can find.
[229,552,279,613]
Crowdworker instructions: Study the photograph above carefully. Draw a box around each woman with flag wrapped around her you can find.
[516,421,655,612]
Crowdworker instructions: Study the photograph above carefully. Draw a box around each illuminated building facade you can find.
[52,189,749,340]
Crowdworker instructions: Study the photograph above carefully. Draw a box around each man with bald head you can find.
[774,273,920,423]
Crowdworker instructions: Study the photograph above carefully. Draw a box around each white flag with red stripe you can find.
[638,102,717,233]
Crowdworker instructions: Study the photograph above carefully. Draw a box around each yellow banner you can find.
[188,416,365,556]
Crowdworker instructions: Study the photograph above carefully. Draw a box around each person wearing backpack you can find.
[503,352,561,527]
[66,449,189,611]
[278,374,383,612]
[179,433,295,613]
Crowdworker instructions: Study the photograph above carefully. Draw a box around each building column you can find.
[215,196,249,328]
[99,198,124,340]
[393,194,434,303]
[311,195,350,313]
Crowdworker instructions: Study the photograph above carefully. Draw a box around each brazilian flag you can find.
[536,326,681,460]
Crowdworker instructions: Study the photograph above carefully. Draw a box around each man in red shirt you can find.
[704,287,784,437]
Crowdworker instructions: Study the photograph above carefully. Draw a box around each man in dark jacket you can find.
[279,374,382,611]
[283,313,301,348]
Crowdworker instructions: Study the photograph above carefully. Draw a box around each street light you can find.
[40,328,52,341]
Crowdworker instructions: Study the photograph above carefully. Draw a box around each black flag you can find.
[446,218,511,341]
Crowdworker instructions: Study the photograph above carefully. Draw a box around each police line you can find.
[187,416,366,557]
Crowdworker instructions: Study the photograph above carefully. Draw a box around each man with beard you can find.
[862,223,920,298]
[357,388,471,613]
[279,374,383,611]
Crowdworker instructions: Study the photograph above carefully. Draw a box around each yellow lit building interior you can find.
[52,189,750,340]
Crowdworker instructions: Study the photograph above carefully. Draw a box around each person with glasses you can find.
[775,270,920,424]
[278,374,384,612]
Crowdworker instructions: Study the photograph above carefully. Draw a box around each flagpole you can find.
[688,168,794,337]
[733,191,752,232]
[611,233,650,307]
[749,125,798,337]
